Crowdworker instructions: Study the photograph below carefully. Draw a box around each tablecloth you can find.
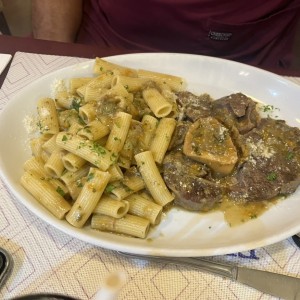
[0,52,300,300]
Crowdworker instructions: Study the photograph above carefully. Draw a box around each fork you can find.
[118,251,300,300]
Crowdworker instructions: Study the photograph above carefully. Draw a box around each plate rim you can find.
[1,52,300,257]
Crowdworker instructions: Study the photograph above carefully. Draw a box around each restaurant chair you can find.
[0,0,11,35]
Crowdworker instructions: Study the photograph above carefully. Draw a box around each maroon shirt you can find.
[76,0,300,68]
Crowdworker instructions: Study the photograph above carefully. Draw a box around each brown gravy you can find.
[214,196,282,226]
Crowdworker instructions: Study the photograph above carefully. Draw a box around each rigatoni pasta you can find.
[21,171,71,219]
[21,57,191,239]
[66,167,111,228]
[37,98,60,137]
[135,151,174,206]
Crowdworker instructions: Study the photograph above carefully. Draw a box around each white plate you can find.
[0,53,300,257]
[0,54,12,75]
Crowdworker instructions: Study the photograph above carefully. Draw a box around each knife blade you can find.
[119,252,300,300]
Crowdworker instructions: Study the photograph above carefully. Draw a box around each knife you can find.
[119,252,300,300]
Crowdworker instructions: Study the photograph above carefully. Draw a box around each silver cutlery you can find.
[119,252,300,300]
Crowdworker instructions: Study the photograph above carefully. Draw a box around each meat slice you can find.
[176,91,213,122]
[212,93,261,134]
[228,118,300,202]
[168,121,191,150]
[163,150,223,211]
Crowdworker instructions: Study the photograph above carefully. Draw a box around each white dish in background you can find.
[0,54,12,75]
[0,53,299,257]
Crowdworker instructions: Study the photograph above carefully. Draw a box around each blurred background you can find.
[0,0,31,37]
[0,0,299,69]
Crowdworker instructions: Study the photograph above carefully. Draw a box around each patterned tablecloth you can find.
[0,52,300,300]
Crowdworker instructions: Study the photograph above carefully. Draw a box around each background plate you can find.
[0,53,300,257]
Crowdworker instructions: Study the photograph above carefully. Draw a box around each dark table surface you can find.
[1,35,300,88]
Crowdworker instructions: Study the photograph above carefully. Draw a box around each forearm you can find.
[32,0,83,43]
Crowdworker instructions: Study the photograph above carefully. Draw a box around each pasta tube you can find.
[149,117,176,164]
[137,69,186,92]
[111,75,149,92]
[93,195,129,218]
[41,134,59,154]
[66,168,111,227]
[21,171,71,219]
[135,151,174,206]
[69,77,93,94]
[44,149,65,178]
[24,156,48,175]
[139,115,159,151]
[107,164,124,182]
[119,120,142,164]
[62,152,86,172]
[142,87,172,118]
[78,120,110,141]
[37,97,60,137]
[79,101,97,123]
[55,91,83,110]
[91,214,150,239]
[60,164,90,186]
[126,194,162,225]
[56,132,115,171]
[105,112,132,154]
[58,109,81,130]
[66,177,87,201]
[93,57,137,77]
[30,136,48,157]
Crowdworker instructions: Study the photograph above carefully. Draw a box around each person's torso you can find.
[77,0,300,68]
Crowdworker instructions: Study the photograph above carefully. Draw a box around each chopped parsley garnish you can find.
[91,142,106,156]
[87,172,95,181]
[286,152,294,161]
[56,186,65,197]
[262,104,274,112]
[70,98,82,111]
[267,172,277,181]
[62,135,68,142]
[105,184,116,193]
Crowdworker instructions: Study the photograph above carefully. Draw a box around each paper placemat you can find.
[0,52,300,300]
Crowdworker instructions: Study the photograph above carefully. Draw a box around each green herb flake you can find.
[56,186,65,197]
[105,184,116,193]
[91,142,107,156]
[262,105,274,113]
[76,180,83,188]
[62,135,68,142]
[70,98,82,111]
[286,152,294,161]
[267,172,277,181]
[87,172,95,182]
